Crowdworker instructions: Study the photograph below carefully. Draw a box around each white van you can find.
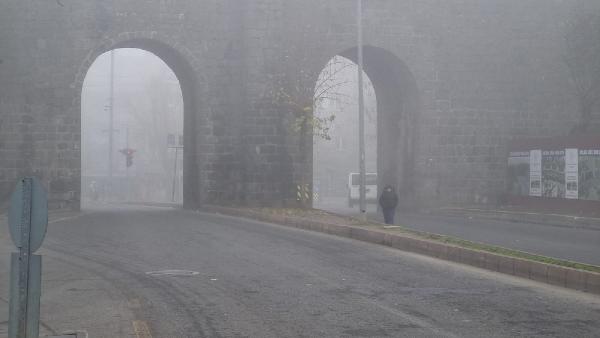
[348,173,378,207]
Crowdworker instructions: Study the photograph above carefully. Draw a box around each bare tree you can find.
[267,55,354,141]
[265,41,356,207]
[564,10,600,133]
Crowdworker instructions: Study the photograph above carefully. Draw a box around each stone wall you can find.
[269,0,594,207]
[0,0,597,209]
[0,1,243,209]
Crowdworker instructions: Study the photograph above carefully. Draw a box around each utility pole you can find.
[171,146,180,202]
[125,126,130,201]
[357,0,367,219]
[108,50,115,191]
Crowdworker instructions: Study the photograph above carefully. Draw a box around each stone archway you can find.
[336,46,421,209]
[76,36,200,209]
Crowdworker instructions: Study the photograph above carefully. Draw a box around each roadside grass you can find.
[253,207,600,274]
[407,229,600,274]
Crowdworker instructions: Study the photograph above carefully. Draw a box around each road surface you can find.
[316,197,600,266]
[1,205,599,337]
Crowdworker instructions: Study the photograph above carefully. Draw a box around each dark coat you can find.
[379,187,398,210]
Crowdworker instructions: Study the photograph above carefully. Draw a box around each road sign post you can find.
[7,177,48,338]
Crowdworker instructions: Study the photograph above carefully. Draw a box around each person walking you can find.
[379,185,398,225]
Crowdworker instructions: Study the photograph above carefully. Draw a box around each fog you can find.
[2,1,600,337]
[313,56,377,212]
[80,50,378,211]
[0,0,594,214]
[81,48,184,207]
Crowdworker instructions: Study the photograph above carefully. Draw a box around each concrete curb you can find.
[45,331,88,338]
[431,207,600,231]
[202,205,600,296]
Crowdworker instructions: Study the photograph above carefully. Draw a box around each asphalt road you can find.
[1,205,600,337]
[316,197,600,266]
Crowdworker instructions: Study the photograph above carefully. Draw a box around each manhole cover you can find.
[146,270,200,277]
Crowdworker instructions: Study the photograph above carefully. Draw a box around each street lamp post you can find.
[109,50,115,183]
[357,0,367,219]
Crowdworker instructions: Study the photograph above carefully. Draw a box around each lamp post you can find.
[357,0,367,219]
[109,50,115,182]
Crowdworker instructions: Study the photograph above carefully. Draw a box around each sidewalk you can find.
[0,210,132,338]
[0,211,79,337]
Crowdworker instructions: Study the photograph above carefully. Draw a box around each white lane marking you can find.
[145,270,200,277]
[49,212,88,224]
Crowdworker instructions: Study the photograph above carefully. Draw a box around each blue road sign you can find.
[8,177,48,253]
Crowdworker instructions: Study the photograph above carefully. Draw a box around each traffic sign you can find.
[8,177,48,253]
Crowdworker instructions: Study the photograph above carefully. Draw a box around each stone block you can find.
[482,252,500,272]
[547,265,566,287]
[308,221,323,232]
[585,273,600,295]
[456,248,477,266]
[473,251,488,269]
[327,224,351,238]
[514,259,531,279]
[352,228,384,245]
[382,233,393,247]
[529,263,548,284]
[412,239,431,255]
[446,246,462,263]
[427,241,448,259]
[565,269,586,292]
[390,235,411,251]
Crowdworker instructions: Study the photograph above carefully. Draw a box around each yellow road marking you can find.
[128,298,142,309]
[132,320,153,338]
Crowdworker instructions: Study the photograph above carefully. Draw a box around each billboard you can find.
[529,150,542,197]
[565,149,578,199]
[541,150,565,198]
[507,136,600,203]
[579,149,600,201]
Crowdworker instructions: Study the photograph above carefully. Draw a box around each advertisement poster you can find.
[542,150,565,198]
[579,149,600,201]
[565,149,578,199]
[507,151,529,196]
[529,149,542,197]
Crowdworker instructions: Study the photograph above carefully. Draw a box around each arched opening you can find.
[80,44,194,209]
[313,46,420,213]
[312,56,378,212]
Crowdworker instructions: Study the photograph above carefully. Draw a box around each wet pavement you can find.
[2,205,599,337]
